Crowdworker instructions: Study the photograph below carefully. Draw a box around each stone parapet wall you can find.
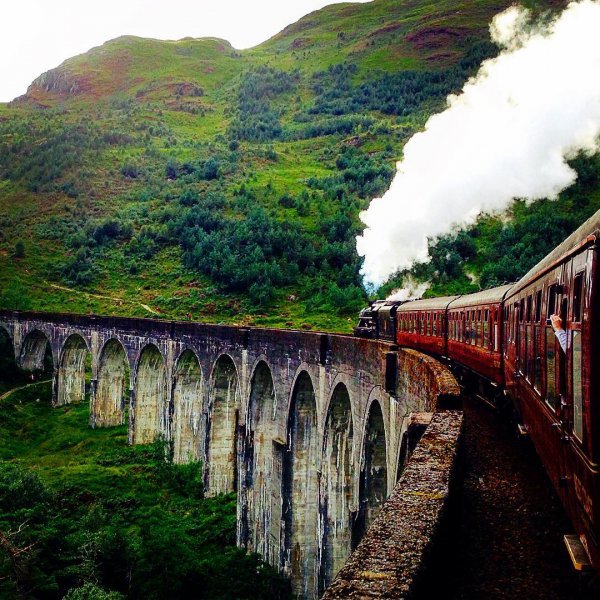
[322,410,464,599]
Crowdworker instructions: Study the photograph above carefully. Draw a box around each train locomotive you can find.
[356,209,600,573]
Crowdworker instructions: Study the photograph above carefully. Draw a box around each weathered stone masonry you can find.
[322,411,463,599]
[0,310,459,598]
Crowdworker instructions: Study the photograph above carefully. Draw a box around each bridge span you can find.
[0,309,459,598]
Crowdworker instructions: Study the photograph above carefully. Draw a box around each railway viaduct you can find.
[0,309,460,598]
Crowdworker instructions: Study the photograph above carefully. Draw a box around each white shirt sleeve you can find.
[555,329,568,353]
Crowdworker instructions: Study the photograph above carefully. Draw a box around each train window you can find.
[534,323,542,392]
[483,309,489,349]
[572,273,583,322]
[519,299,525,322]
[548,285,557,316]
[503,307,509,356]
[526,296,532,322]
[546,327,558,410]
[572,330,583,441]
[535,290,542,322]
[520,322,527,377]
[433,313,437,336]
[526,323,533,382]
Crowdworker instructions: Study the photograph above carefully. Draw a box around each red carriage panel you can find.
[447,285,513,386]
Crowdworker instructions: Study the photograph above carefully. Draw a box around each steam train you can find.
[356,209,600,573]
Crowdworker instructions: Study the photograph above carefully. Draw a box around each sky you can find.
[0,0,370,102]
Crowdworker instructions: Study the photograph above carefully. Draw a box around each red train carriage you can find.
[446,284,514,386]
[503,210,600,571]
[396,296,459,356]
[357,208,600,571]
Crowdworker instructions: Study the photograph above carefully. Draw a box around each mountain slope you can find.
[0,0,580,331]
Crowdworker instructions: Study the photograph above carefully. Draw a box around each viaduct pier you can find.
[0,309,460,598]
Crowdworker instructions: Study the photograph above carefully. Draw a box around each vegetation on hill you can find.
[0,0,583,332]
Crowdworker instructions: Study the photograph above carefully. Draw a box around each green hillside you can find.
[0,0,582,331]
[0,382,288,599]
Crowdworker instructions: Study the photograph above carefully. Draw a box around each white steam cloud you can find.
[386,277,430,301]
[357,0,600,286]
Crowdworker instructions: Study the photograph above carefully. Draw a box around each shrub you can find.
[13,241,25,258]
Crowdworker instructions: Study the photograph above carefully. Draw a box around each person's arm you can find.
[550,314,567,353]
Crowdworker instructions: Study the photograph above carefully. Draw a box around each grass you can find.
[0,381,129,481]
[0,379,290,599]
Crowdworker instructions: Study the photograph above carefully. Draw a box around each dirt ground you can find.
[420,395,597,599]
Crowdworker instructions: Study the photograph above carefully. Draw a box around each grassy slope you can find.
[0,381,287,599]
[0,0,571,331]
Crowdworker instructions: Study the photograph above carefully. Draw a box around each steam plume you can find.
[386,277,430,301]
[357,1,600,287]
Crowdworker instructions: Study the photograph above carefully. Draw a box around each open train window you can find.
[526,296,532,322]
[547,284,557,317]
[535,290,542,322]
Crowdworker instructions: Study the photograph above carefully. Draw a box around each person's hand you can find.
[550,314,563,331]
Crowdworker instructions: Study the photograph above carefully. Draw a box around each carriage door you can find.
[553,271,569,419]
[547,274,571,491]
[545,283,560,413]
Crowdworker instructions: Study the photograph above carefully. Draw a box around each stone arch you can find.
[242,360,282,567]
[0,323,12,345]
[206,354,240,495]
[19,329,53,373]
[319,382,354,593]
[353,398,387,549]
[283,370,319,598]
[172,349,203,464]
[0,324,18,377]
[57,334,90,406]
[394,412,432,483]
[133,344,167,445]
[93,339,130,428]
